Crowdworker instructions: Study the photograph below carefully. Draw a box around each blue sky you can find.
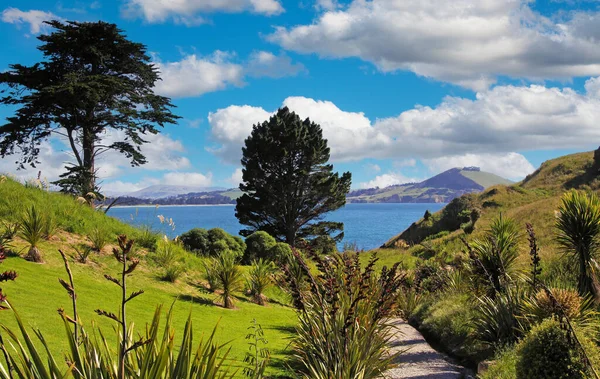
[1,0,600,192]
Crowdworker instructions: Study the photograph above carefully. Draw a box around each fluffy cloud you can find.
[424,153,535,180]
[154,52,245,98]
[123,0,283,24]
[360,172,420,189]
[226,168,244,186]
[1,8,60,34]
[162,171,213,186]
[154,51,305,98]
[246,51,306,78]
[207,78,600,166]
[268,0,600,90]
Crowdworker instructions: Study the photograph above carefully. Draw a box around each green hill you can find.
[0,177,295,377]
[347,167,512,203]
[381,150,597,263]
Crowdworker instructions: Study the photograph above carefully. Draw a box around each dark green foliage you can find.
[179,227,245,258]
[268,242,292,264]
[441,195,478,230]
[413,260,446,293]
[306,234,337,255]
[424,209,432,221]
[527,223,542,288]
[516,318,587,379]
[467,215,520,296]
[556,190,600,300]
[473,287,525,349]
[243,231,276,264]
[236,107,351,246]
[179,228,209,253]
[0,20,179,197]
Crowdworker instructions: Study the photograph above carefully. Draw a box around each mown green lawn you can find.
[1,238,297,377]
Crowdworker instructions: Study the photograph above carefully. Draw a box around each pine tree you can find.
[0,20,179,199]
[236,107,352,246]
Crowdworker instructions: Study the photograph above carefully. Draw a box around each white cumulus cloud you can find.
[246,51,306,78]
[268,0,600,90]
[207,77,600,166]
[123,0,283,24]
[360,172,420,189]
[1,8,60,34]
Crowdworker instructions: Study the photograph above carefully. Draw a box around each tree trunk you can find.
[25,246,43,263]
[82,127,96,201]
[286,228,296,247]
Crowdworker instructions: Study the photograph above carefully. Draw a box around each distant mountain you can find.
[125,185,227,199]
[347,167,512,203]
[108,168,512,206]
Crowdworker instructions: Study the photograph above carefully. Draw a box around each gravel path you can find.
[385,319,466,379]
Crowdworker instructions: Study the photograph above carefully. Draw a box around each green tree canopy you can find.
[0,20,179,198]
[235,107,351,246]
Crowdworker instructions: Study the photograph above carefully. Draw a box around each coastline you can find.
[110,204,236,209]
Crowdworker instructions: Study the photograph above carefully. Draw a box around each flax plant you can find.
[283,250,405,378]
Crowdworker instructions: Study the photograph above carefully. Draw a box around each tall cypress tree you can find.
[0,20,179,199]
[236,107,352,246]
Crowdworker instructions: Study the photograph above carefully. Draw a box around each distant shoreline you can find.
[110,204,236,209]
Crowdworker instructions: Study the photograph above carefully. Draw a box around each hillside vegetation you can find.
[384,151,597,255]
[0,176,296,377]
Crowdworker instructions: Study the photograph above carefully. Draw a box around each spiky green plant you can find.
[42,212,58,240]
[205,251,244,309]
[556,190,600,300]
[88,227,109,252]
[283,250,405,378]
[473,286,526,348]
[19,205,45,263]
[247,259,275,306]
[468,214,520,296]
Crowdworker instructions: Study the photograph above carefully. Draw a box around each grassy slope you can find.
[380,151,597,269]
[0,178,295,377]
[459,170,513,188]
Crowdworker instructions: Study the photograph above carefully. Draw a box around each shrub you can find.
[181,228,245,258]
[153,239,188,283]
[424,209,432,221]
[19,205,45,262]
[521,288,598,334]
[413,260,445,293]
[1,221,19,239]
[247,259,276,305]
[88,227,109,252]
[179,228,209,253]
[204,250,244,308]
[284,251,405,378]
[268,242,292,264]
[243,231,276,264]
[516,318,587,379]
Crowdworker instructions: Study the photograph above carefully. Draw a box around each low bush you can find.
[71,243,94,263]
[243,231,276,264]
[136,225,160,250]
[162,264,185,283]
[472,287,525,349]
[516,318,587,379]
[42,212,58,240]
[180,228,245,258]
